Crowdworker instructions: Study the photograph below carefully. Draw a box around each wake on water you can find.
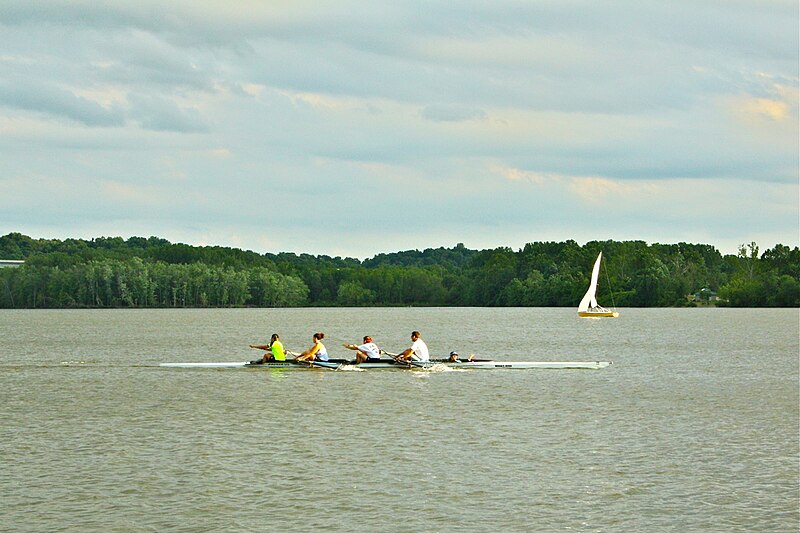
[335,362,464,373]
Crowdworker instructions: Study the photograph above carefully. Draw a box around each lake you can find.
[1,307,798,531]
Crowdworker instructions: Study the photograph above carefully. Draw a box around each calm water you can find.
[1,308,798,532]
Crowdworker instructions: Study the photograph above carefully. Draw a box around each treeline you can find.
[0,233,797,308]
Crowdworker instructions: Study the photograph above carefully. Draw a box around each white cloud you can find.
[0,0,796,257]
[420,105,488,123]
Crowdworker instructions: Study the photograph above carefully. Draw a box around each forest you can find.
[0,232,798,308]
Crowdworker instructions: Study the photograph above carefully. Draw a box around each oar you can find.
[381,350,429,368]
[286,351,340,370]
[303,360,341,370]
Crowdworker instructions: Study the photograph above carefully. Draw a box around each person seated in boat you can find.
[445,351,476,362]
[342,336,381,364]
[396,331,429,362]
[249,333,285,364]
[294,332,329,362]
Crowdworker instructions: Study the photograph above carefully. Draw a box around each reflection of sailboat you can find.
[578,252,619,318]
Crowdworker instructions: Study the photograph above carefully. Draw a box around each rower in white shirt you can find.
[397,331,429,362]
[343,335,382,364]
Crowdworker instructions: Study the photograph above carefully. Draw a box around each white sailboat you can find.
[578,252,619,318]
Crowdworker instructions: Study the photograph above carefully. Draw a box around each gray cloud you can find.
[127,93,208,133]
[0,78,125,126]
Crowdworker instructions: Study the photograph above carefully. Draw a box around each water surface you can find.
[1,308,797,531]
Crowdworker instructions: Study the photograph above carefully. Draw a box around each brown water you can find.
[1,308,798,531]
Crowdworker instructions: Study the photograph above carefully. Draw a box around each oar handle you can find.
[381,350,409,363]
[380,350,429,367]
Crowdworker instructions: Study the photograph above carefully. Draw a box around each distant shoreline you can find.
[1,233,798,308]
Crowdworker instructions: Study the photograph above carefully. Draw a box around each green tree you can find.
[337,280,376,305]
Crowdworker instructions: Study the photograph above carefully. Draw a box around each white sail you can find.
[578,252,603,313]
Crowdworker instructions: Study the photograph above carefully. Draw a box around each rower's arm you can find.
[304,343,321,357]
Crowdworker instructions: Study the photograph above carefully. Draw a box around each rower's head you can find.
[271,333,280,342]
[313,332,325,341]
[363,336,372,343]
[411,331,421,340]
[448,351,459,361]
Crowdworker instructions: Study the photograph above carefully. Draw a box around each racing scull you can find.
[159,359,612,370]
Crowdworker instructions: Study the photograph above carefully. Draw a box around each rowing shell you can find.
[159,359,612,370]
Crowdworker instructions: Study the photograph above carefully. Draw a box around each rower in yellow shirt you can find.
[249,333,286,364]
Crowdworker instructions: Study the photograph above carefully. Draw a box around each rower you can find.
[396,331,429,362]
[343,336,381,364]
[295,332,329,362]
[249,333,286,364]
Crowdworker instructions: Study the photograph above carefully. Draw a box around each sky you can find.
[1,1,797,259]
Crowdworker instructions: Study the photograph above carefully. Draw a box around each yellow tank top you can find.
[271,340,286,361]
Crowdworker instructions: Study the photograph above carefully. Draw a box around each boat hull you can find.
[578,310,619,318]
[159,360,612,370]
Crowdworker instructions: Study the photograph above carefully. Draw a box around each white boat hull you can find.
[159,360,612,370]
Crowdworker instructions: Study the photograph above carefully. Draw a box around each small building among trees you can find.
[689,287,719,305]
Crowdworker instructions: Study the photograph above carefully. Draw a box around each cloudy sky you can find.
[1,1,797,258]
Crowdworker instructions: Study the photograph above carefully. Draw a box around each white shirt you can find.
[411,338,429,361]
[357,342,380,359]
